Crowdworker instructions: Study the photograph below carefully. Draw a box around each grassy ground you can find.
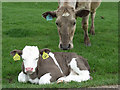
[2,2,118,88]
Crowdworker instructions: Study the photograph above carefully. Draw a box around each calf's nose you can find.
[25,67,33,71]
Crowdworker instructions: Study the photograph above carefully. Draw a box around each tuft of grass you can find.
[2,2,118,88]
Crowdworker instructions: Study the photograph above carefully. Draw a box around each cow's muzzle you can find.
[59,43,73,50]
[25,67,33,74]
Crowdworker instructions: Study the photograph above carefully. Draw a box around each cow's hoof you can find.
[85,42,91,46]
[84,38,91,46]
[89,30,95,35]
[57,80,64,84]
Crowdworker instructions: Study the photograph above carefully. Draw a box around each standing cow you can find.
[11,46,91,84]
[42,0,101,50]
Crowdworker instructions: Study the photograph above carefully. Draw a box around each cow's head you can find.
[11,46,40,74]
[42,5,89,50]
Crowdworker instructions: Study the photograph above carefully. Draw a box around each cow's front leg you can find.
[82,15,91,46]
[90,2,101,35]
[90,10,96,35]
[18,71,28,83]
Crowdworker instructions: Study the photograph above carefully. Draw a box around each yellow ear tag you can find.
[42,52,49,59]
[13,53,20,61]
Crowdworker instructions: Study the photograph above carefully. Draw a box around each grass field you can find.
[2,2,118,88]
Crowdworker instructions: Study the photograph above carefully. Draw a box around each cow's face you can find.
[42,6,89,50]
[56,6,76,50]
[11,46,39,74]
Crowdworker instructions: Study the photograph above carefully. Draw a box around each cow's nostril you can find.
[31,68,33,71]
[68,44,71,49]
[60,44,71,50]
[26,67,33,71]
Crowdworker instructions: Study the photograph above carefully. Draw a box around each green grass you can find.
[2,2,118,88]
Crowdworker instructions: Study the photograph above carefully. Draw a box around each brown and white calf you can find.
[11,46,91,84]
[42,0,101,50]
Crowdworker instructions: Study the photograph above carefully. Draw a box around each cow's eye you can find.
[56,22,61,27]
[56,22,59,26]
[73,22,76,25]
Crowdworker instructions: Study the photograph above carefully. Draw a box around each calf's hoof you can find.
[57,80,64,84]
[90,76,93,80]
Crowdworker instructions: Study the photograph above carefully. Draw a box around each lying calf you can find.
[11,46,91,84]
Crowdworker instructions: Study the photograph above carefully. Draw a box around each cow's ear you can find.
[10,50,22,56]
[76,9,90,17]
[40,48,51,55]
[42,11,57,19]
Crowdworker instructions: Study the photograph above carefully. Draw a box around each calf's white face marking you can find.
[22,46,39,74]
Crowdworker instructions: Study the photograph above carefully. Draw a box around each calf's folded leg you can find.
[68,58,90,81]
[57,58,91,83]
[39,73,52,84]
[18,71,28,83]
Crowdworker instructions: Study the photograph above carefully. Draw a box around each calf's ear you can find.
[42,11,57,19]
[22,62,27,74]
[76,9,90,17]
[10,50,22,56]
[40,48,51,55]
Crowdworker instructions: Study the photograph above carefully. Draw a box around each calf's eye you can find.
[35,58,39,60]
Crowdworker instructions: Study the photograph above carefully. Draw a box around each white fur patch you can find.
[58,70,90,82]
[49,52,64,74]
[58,58,90,82]
[18,71,39,84]
[39,73,52,84]
[62,12,70,17]
[22,46,39,73]
[68,58,90,81]
[18,71,28,83]
[28,77,39,84]
[69,58,81,73]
